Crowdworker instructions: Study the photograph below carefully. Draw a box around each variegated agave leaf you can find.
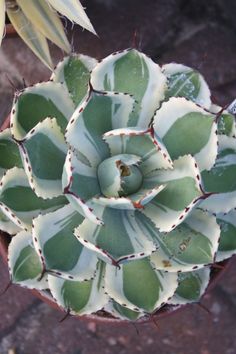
[3,0,95,69]
[2,48,236,321]
[0,0,5,46]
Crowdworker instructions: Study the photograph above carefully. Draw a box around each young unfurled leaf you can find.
[66,90,135,166]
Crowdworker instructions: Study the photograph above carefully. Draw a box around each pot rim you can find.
[0,115,231,324]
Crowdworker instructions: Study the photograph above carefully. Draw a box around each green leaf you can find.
[201,135,236,213]
[162,63,211,108]
[52,54,97,106]
[91,49,167,128]
[48,261,108,315]
[211,104,236,137]
[0,0,5,45]
[62,149,102,225]
[47,0,96,35]
[66,89,135,167]
[150,209,220,272]
[33,204,97,280]
[17,0,70,53]
[18,118,67,198]
[103,127,173,174]
[216,210,236,261]
[74,204,159,264]
[0,210,21,235]
[0,129,22,178]
[94,184,165,210]
[105,301,143,321]
[8,230,48,289]
[105,258,178,313]
[153,97,217,171]
[11,82,74,140]
[169,268,210,305]
[142,155,202,232]
[97,154,142,198]
[7,7,52,69]
[0,168,67,229]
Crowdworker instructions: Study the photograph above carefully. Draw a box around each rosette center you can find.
[97,154,143,198]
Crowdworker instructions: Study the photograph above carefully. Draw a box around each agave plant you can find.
[0,49,236,321]
[0,0,95,68]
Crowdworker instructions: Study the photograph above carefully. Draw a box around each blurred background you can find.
[0,0,236,353]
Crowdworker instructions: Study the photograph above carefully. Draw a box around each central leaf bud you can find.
[97,154,143,198]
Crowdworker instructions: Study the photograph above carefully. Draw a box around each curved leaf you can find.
[211,104,236,137]
[201,135,236,213]
[153,97,217,171]
[216,210,236,261]
[18,118,67,199]
[105,301,143,321]
[94,184,165,210]
[0,129,22,179]
[48,261,108,316]
[90,49,167,128]
[162,63,211,108]
[33,204,97,280]
[8,230,48,289]
[142,155,202,232]
[169,267,210,305]
[52,54,97,106]
[0,210,21,235]
[150,210,220,272]
[11,82,74,140]
[74,204,159,264]
[105,258,178,313]
[66,89,135,166]
[103,127,173,174]
[0,168,66,230]
[62,150,102,225]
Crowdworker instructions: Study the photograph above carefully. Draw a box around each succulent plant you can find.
[1,0,95,68]
[0,49,236,321]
